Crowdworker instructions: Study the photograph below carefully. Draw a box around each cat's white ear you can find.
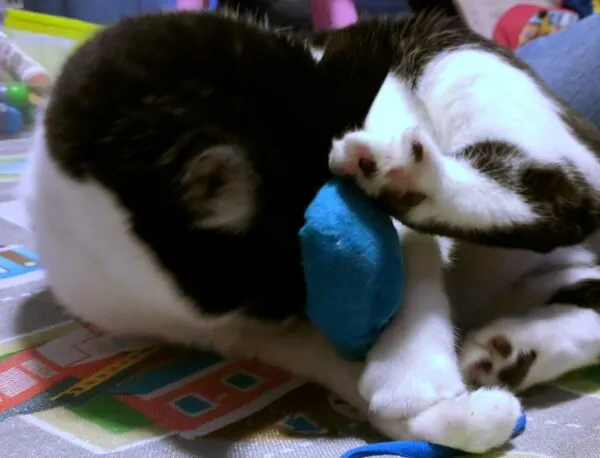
[180,144,259,233]
[329,130,380,177]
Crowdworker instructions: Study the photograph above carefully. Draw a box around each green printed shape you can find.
[556,364,600,395]
[0,350,19,362]
[69,395,154,434]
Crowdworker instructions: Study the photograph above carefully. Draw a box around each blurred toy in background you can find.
[0,29,48,136]
[494,4,580,51]
[493,0,600,51]
[0,101,23,134]
[0,82,40,134]
[0,80,29,106]
[0,27,51,92]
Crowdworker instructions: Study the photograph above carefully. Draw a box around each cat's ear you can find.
[180,145,259,233]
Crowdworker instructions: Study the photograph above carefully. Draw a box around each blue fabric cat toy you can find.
[300,178,404,360]
[299,178,527,457]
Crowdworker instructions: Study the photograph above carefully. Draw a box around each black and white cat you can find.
[20,10,600,454]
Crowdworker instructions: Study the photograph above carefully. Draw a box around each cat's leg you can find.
[411,47,600,252]
[330,122,599,253]
[360,228,522,452]
[461,276,600,392]
[204,319,367,412]
[330,47,600,252]
[330,125,532,234]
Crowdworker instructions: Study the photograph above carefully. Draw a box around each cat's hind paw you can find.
[460,305,600,392]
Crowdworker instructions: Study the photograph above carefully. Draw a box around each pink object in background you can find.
[311,0,358,31]
[174,0,358,30]
[176,0,209,10]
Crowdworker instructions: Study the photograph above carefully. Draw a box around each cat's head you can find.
[42,11,333,319]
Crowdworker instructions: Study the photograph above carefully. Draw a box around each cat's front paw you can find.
[404,388,522,453]
[359,360,467,422]
[359,358,522,453]
[328,126,439,199]
[364,381,521,453]
[460,306,600,392]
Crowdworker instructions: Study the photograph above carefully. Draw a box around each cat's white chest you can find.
[20,125,223,343]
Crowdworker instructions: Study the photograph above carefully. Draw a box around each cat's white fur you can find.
[331,46,600,440]
[21,46,600,453]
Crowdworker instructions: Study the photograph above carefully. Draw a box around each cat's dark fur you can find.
[46,12,332,320]
[44,11,419,320]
